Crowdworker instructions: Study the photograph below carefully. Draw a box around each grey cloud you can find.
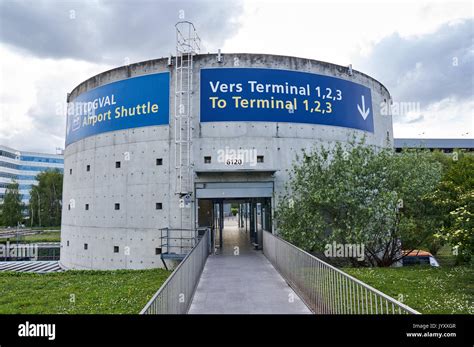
[25,81,66,139]
[0,0,243,64]
[354,19,473,115]
[3,126,64,154]
[405,114,424,124]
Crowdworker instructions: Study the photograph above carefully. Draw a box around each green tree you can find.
[29,170,63,227]
[428,154,474,263]
[275,139,443,267]
[0,181,23,227]
[419,150,457,255]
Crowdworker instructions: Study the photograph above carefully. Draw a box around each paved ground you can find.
[188,218,311,314]
[0,261,64,273]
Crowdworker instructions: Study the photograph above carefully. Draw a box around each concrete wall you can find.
[60,53,393,270]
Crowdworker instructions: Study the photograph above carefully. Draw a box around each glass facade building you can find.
[0,145,64,204]
[394,138,474,153]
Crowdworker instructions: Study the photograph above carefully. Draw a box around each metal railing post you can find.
[140,229,210,314]
[262,230,420,315]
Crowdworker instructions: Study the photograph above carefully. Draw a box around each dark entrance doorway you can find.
[197,197,272,252]
[195,181,273,252]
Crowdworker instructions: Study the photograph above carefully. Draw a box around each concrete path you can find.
[188,219,311,314]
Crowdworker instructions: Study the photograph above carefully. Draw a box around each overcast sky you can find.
[0,0,472,153]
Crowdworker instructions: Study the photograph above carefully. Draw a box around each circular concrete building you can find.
[60,52,393,270]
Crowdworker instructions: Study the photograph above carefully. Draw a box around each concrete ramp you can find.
[188,221,311,314]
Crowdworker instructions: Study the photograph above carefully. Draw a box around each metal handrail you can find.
[263,231,420,314]
[140,228,210,314]
[159,228,197,256]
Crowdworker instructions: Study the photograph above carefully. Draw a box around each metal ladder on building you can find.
[174,21,201,230]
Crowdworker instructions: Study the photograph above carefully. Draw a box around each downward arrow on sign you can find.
[357,95,370,120]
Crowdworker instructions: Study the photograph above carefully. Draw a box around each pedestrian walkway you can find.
[188,219,311,314]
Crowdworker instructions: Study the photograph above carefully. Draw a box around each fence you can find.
[263,231,420,314]
[140,229,210,314]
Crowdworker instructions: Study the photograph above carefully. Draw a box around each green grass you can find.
[30,226,61,231]
[0,269,170,314]
[344,266,474,314]
[0,226,60,231]
[21,231,61,243]
[0,231,61,243]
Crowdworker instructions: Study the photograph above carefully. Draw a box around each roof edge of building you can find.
[0,145,63,158]
[394,138,474,149]
[68,52,391,101]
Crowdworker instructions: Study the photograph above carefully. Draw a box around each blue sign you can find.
[66,72,170,146]
[200,68,373,132]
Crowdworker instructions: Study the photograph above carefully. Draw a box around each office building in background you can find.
[0,145,64,205]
